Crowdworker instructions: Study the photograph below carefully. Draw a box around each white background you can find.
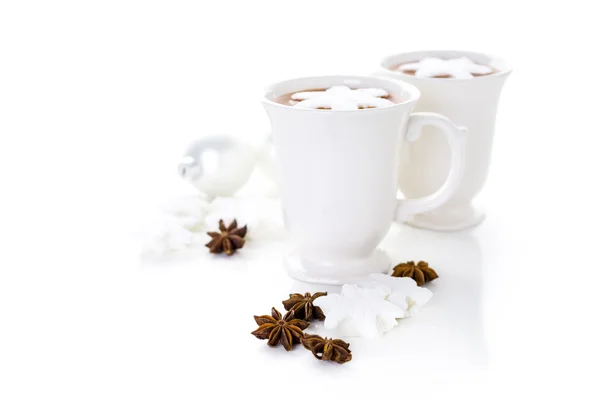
[1,1,599,399]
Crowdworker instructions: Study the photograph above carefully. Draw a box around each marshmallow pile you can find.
[290,86,393,110]
[398,57,494,78]
[314,273,433,337]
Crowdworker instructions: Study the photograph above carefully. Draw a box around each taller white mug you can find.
[375,50,511,231]
[262,76,467,284]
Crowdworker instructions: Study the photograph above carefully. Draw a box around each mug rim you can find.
[262,75,420,113]
[379,50,512,81]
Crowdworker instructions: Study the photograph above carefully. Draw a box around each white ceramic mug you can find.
[262,75,467,284]
[375,50,511,231]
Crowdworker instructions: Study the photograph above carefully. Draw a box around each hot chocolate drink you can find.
[274,85,406,110]
[262,75,468,283]
[375,50,511,230]
[391,57,496,79]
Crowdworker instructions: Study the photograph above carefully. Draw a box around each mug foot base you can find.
[406,204,485,231]
[284,249,392,285]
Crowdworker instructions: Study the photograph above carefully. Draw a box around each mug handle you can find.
[395,112,468,222]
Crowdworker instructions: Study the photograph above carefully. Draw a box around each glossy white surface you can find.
[264,76,466,283]
[376,50,511,231]
[1,1,598,399]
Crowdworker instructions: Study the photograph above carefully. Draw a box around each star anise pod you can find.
[301,334,352,364]
[205,219,247,256]
[391,260,438,286]
[282,292,327,321]
[251,307,310,351]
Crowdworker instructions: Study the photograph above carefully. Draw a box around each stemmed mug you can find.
[375,50,511,230]
[262,75,467,284]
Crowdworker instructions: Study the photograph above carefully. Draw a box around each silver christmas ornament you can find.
[178,135,257,198]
